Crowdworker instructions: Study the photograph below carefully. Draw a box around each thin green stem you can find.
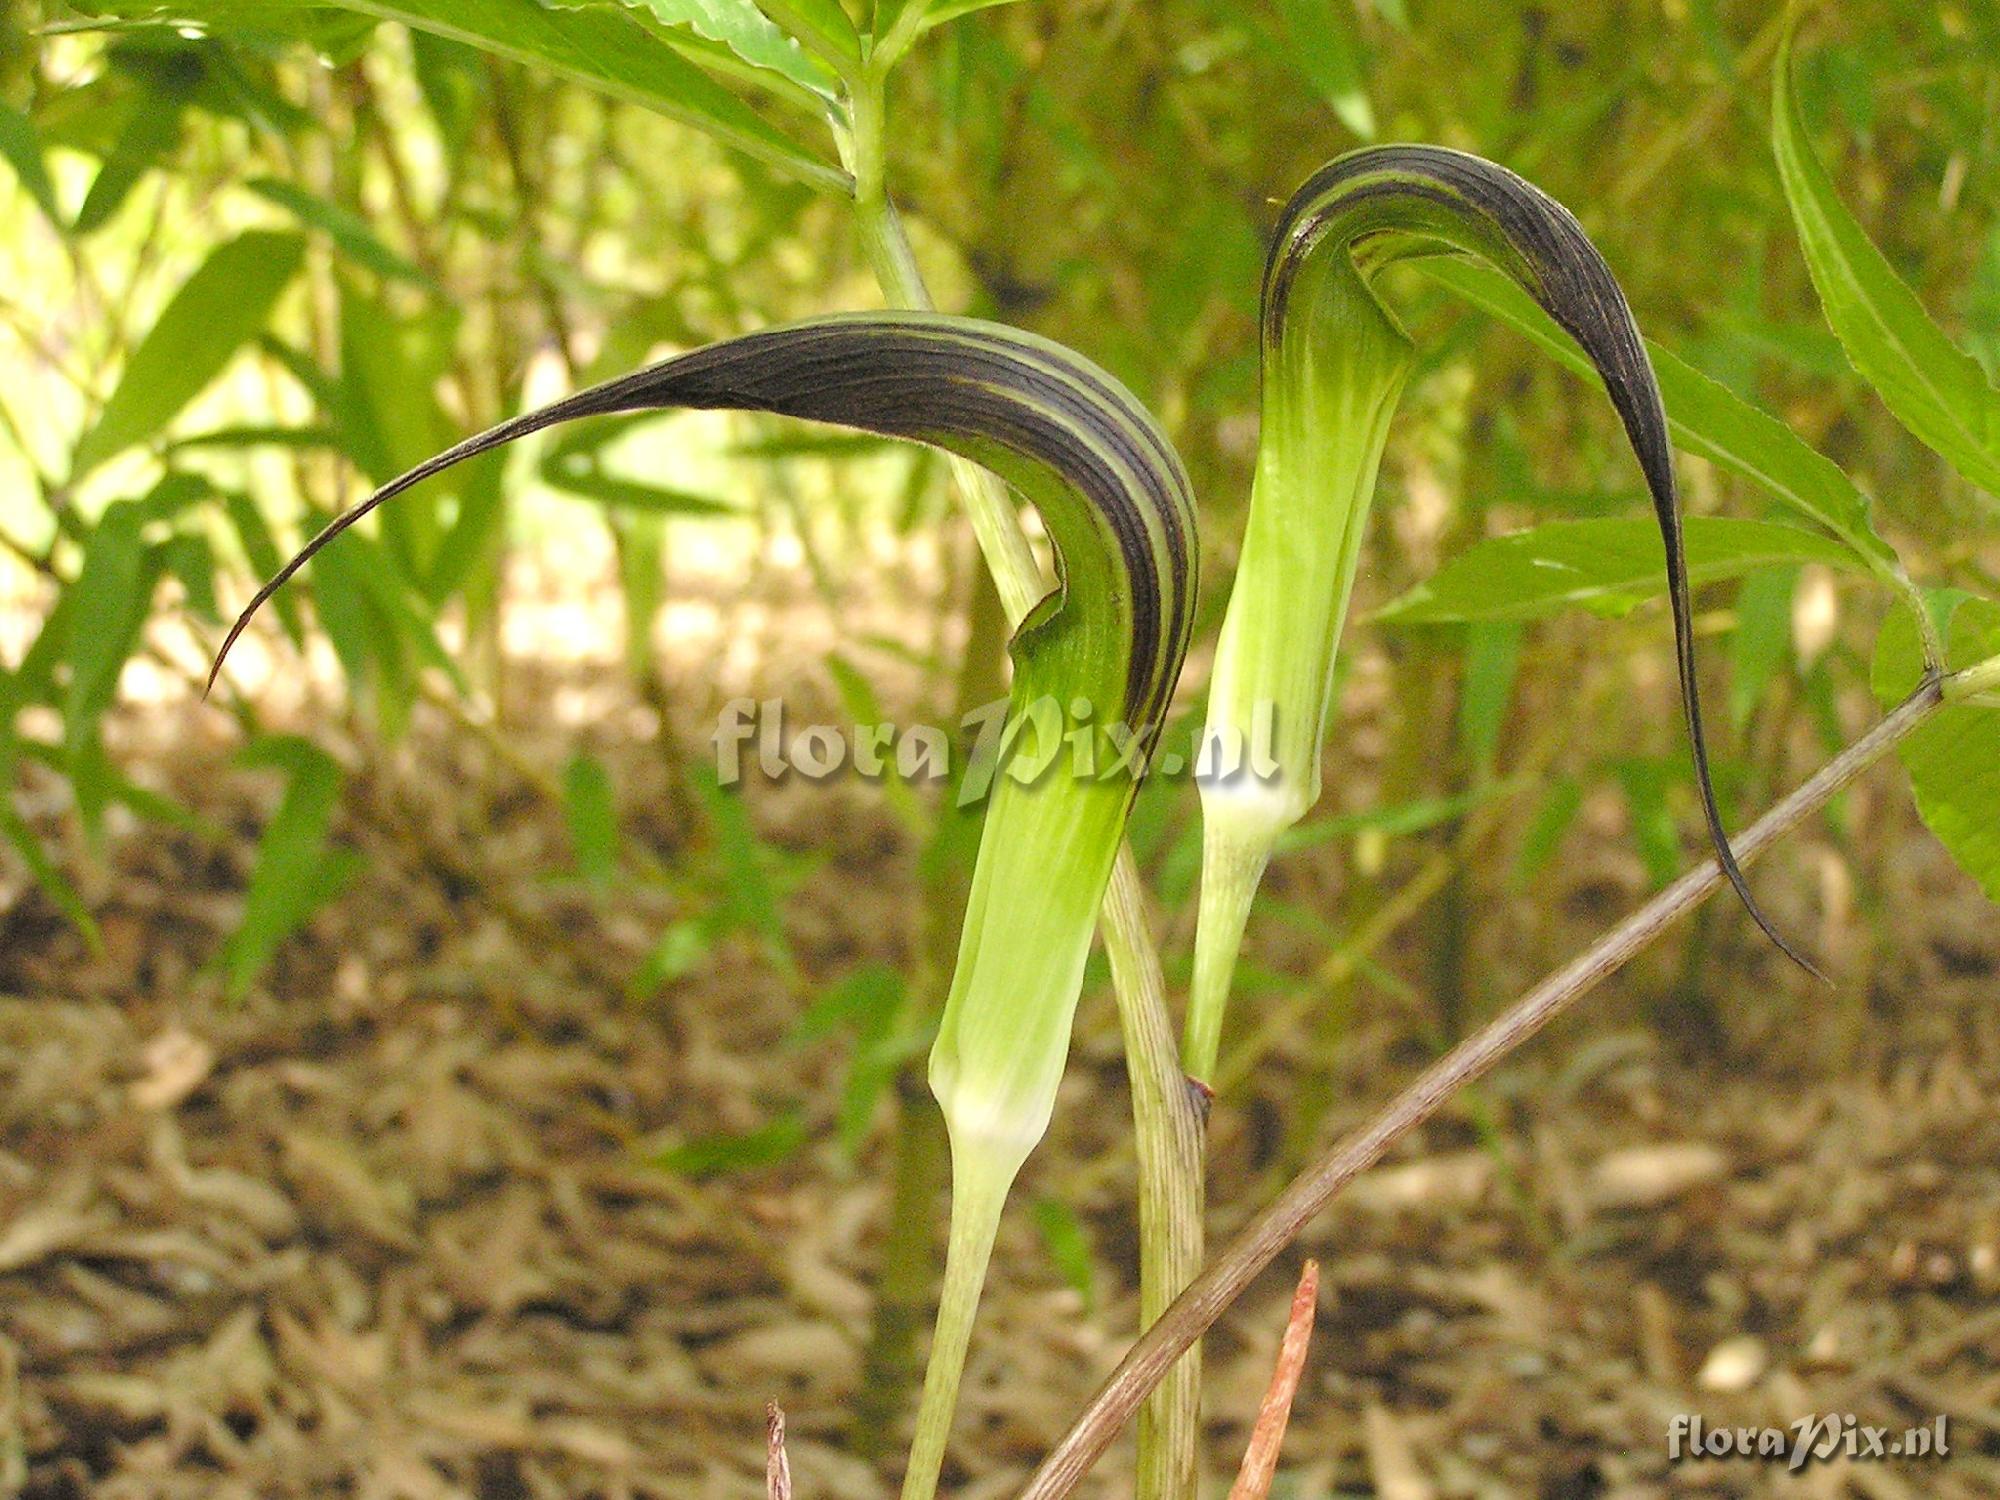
[1182,823,1270,1085]
[845,73,1204,1500]
[1946,651,2000,701]
[900,1160,1007,1500]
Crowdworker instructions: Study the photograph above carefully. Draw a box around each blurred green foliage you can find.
[0,0,1996,1056]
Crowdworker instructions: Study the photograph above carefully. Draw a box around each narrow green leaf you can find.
[919,0,1025,32]
[1728,565,1798,730]
[1421,257,1902,572]
[63,502,157,754]
[628,918,712,999]
[541,453,739,515]
[1378,516,1861,625]
[71,87,182,235]
[1512,774,1582,889]
[561,753,621,887]
[73,229,306,477]
[649,1111,808,1176]
[1774,22,2000,496]
[1030,1197,1097,1312]
[245,177,433,286]
[1872,594,2000,902]
[1273,0,1375,139]
[0,803,102,953]
[0,102,65,228]
[1275,783,1517,855]
[1457,619,1522,771]
[219,736,359,999]
[1613,758,1681,891]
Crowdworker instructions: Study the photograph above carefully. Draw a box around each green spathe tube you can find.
[1186,144,1818,1084]
[208,311,1197,1500]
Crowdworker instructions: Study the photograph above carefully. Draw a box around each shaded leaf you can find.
[649,1111,808,1176]
[1728,565,1797,730]
[246,176,432,285]
[1872,594,2000,903]
[0,803,102,953]
[561,753,620,888]
[0,102,64,228]
[1274,0,1374,139]
[218,736,360,999]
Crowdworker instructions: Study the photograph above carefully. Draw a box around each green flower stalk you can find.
[1186,145,1817,1084]
[209,311,1196,1500]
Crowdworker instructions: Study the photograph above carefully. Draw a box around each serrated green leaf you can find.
[1421,258,1902,574]
[1775,22,2000,498]
[73,229,305,476]
[1378,516,1861,625]
[1872,593,2000,903]
[84,0,846,190]
[755,0,859,67]
[545,0,836,96]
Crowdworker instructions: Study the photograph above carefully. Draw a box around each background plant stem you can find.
[843,69,1206,1500]
[1017,675,1948,1500]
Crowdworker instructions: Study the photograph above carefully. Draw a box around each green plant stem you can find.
[1018,675,1949,1500]
[844,67,1204,1500]
[902,1162,1007,1500]
[1946,651,2000,701]
[1102,846,1206,1500]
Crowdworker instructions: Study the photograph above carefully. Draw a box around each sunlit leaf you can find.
[549,0,837,96]
[73,229,305,476]
[84,0,847,190]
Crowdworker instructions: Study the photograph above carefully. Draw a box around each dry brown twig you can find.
[766,1402,792,1500]
[1226,1260,1320,1500]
